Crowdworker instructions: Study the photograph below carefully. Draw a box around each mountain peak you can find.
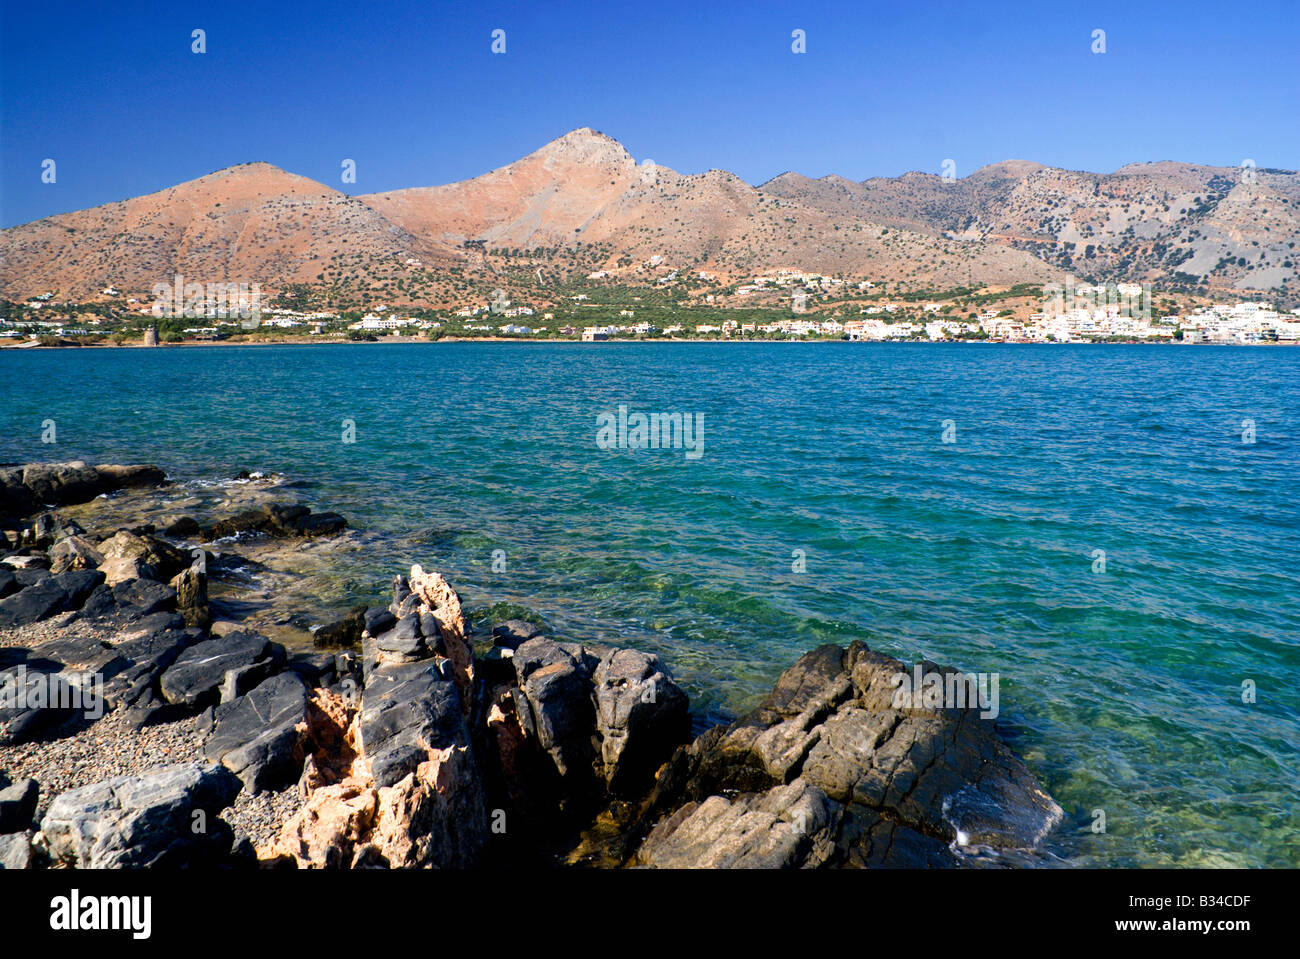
[529,127,634,167]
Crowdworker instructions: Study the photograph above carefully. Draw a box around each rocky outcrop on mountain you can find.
[39,762,241,867]
[761,160,1300,299]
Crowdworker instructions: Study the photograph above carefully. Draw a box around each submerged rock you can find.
[201,503,347,541]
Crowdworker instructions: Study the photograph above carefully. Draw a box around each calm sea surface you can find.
[2,341,1297,867]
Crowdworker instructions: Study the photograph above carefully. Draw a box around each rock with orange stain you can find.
[407,564,474,709]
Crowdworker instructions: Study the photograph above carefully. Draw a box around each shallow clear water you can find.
[2,341,1297,867]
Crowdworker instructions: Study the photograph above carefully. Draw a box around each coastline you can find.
[4,335,1295,350]
[0,460,1064,869]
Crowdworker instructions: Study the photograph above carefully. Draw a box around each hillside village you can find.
[4,265,1297,346]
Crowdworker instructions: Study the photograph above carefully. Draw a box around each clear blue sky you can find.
[2,0,1296,227]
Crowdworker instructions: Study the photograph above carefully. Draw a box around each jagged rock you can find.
[593,647,690,795]
[0,658,108,746]
[169,566,209,628]
[204,672,311,793]
[637,779,840,869]
[513,638,597,782]
[112,577,177,616]
[0,778,39,833]
[390,575,410,610]
[286,651,337,687]
[363,607,396,637]
[170,565,206,608]
[159,631,283,708]
[406,566,473,705]
[359,660,471,788]
[0,569,16,598]
[262,718,487,869]
[101,628,198,710]
[25,512,61,548]
[40,762,240,868]
[373,615,427,661]
[507,636,690,798]
[629,643,1063,868]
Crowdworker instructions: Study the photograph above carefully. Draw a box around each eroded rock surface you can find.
[630,643,1062,868]
[39,762,241,868]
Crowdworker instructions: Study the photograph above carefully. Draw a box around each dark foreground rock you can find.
[159,631,284,708]
[0,462,166,524]
[260,566,488,869]
[204,672,310,793]
[2,519,1062,871]
[0,778,39,833]
[628,644,1063,868]
[39,762,241,867]
[491,635,689,826]
[201,504,347,541]
[0,569,104,628]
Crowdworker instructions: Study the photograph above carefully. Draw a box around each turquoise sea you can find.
[2,342,1297,867]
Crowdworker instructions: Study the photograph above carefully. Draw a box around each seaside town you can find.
[2,270,1298,347]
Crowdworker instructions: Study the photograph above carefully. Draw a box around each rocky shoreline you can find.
[0,460,1063,869]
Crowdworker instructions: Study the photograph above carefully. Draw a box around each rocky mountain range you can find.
[1,128,1295,306]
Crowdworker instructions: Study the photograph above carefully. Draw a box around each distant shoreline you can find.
[3,336,1297,351]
